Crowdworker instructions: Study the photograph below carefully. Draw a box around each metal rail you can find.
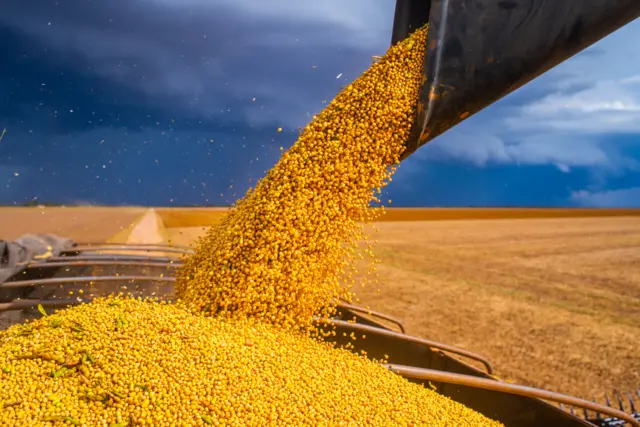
[0,276,175,289]
[24,260,182,269]
[64,245,193,255]
[581,390,640,426]
[318,318,494,375]
[336,302,406,333]
[76,243,193,251]
[46,255,182,263]
[386,365,640,427]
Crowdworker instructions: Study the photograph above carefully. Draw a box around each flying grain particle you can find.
[336,73,343,79]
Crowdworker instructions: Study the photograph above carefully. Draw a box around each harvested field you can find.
[157,207,640,227]
[0,207,145,243]
[165,215,640,400]
[371,207,640,221]
[156,207,230,228]
[165,226,210,247]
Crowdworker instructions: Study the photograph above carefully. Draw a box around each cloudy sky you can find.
[1,0,639,207]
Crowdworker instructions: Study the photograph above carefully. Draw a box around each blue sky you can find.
[1,0,639,207]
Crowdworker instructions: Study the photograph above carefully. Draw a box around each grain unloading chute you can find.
[392,0,640,160]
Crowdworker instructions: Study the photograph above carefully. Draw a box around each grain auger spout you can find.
[393,0,640,161]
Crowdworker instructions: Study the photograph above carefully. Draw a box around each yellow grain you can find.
[176,26,428,333]
[0,297,503,426]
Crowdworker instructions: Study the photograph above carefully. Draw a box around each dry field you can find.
[354,217,640,400]
[156,206,640,227]
[165,213,640,400]
[2,206,639,400]
[0,207,146,243]
[372,207,640,221]
[156,207,230,228]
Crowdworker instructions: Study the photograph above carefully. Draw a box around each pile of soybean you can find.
[0,298,502,426]
[0,27,504,426]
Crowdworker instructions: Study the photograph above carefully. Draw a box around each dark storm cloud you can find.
[1,0,392,133]
[0,26,176,135]
[0,0,397,205]
[383,161,592,207]
[3,0,637,207]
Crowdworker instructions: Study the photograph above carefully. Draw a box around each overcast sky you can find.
[1,0,639,207]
